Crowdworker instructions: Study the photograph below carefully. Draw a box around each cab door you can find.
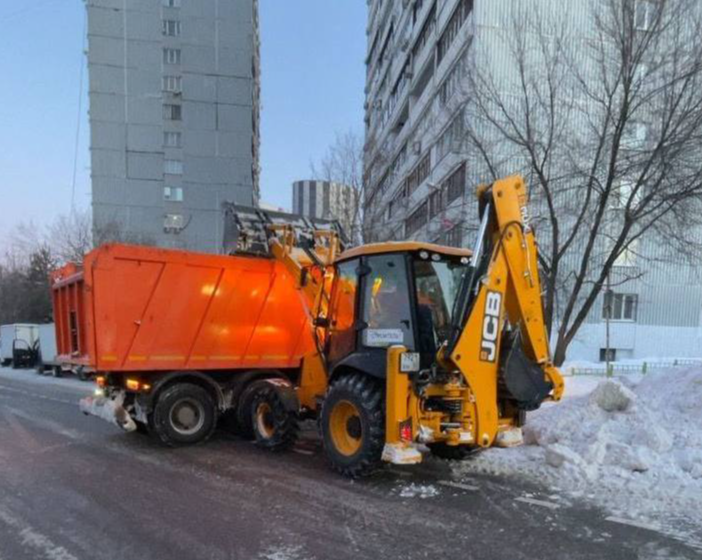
[327,259,359,364]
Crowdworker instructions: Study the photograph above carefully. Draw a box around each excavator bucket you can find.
[222,203,348,257]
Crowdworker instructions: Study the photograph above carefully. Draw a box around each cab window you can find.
[328,259,358,363]
[414,258,467,353]
[362,254,413,348]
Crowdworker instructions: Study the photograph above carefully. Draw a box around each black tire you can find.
[250,385,299,451]
[233,380,273,439]
[52,366,62,378]
[428,443,480,461]
[152,383,217,446]
[77,367,89,382]
[320,373,385,478]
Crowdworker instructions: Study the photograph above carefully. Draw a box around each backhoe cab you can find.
[317,175,564,476]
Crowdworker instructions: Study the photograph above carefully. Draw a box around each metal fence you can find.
[569,358,702,377]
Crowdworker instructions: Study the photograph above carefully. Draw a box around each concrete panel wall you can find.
[87,0,259,252]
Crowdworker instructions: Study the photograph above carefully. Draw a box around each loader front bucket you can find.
[222,203,348,257]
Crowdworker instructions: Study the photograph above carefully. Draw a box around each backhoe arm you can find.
[445,175,564,448]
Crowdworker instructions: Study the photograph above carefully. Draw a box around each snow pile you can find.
[455,369,702,535]
[79,394,137,432]
[398,483,440,499]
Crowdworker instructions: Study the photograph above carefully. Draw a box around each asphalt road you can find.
[0,367,699,560]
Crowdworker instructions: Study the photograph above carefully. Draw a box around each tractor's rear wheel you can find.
[250,385,299,451]
[428,443,479,461]
[320,373,385,478]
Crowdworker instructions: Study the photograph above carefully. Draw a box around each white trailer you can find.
[36,323,60,375]
[0,324,39,367]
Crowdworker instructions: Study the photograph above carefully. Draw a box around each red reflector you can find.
[400,421,412,442]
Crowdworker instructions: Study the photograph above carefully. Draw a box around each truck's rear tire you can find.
[320,373,385,478]
[250,385,299,451]
[152,383,217,446]
[427,443,479,461]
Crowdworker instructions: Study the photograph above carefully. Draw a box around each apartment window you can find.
[164,159,183,175]
[389,189,405,219]
[405,152,431,194]
[428,188,444,218]
[406,201,428,236]
[439,53,468,106]
[412,0,425,25]
[622,121,649,149]
[413,4,436,60]
[446,225,463,248]
[602,293,638,321]
[162,0,180,6]
[163,48,181,65]
[615,239,639,268]
[599,348,617,362]
[164,213,185,232]
[164,104,182,121]
[438,0,474,64]
[163,131,182,148]
[445,163,466,204]
[437,112,465,160]
[635,0,659,31]
[163,20,181,37]
[162,75,182,93]
[164,186,183,202]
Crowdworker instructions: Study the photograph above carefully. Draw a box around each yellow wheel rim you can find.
[329,400,362,456]
[255,402,275,439]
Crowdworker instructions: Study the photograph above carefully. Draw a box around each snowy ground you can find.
[0,367,91,392]
[454,368,702,546]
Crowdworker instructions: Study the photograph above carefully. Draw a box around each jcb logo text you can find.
[480,291,502,362]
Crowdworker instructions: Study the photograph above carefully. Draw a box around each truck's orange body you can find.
[51,244,316,374]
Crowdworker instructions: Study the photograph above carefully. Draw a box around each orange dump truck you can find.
[52,207,342,447]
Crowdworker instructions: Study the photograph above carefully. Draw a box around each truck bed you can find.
[51,244,315,374]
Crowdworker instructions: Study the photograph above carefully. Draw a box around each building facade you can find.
[86,0,260,252]
[292,180,358,238]
[362,0,702,362]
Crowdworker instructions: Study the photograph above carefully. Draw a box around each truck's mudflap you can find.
[80,391,137,432]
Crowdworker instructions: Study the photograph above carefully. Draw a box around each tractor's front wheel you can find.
[320,373,385,478]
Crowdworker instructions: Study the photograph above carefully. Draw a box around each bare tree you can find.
[48,209,94,265]
[461,0,702,364]
[311,129,365,243]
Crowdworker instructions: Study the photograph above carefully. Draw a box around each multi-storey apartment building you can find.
[362,0,702,362]
[86,0,260,252]
[292,180,358,237]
